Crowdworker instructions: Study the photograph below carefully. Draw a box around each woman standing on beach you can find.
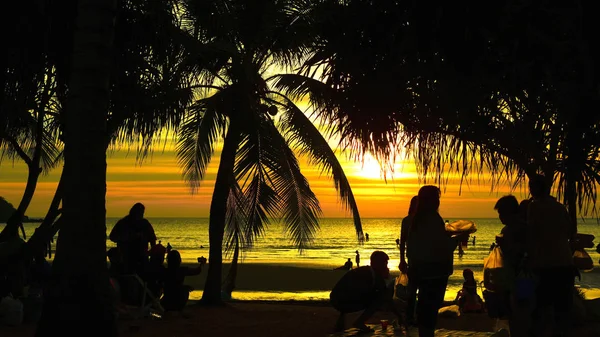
[406,186,465,337]
[399,195,418,326]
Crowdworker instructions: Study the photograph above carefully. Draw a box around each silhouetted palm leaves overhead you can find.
[177,0,363,251]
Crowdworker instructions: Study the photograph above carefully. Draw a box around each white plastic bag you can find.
[394,271,409,301]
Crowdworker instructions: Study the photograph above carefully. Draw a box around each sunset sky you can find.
[0,135,528,219]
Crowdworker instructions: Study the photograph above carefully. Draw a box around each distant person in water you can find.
[472,236,476,246]
[407,186,467,337]
[161,250,204,312]
[334,258,353,270]
[490,242,496,252]
[458,244,465,258]
[365,233,369,242]
[399,195,418,325]
[355,251,360,267]
[109,203,157,273]
[330,251,402,333]
[166,242,172,253]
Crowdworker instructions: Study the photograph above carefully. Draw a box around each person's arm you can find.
[185,265,202,276]
[399,218,408,271]
[145,220,157,248]
[109,220,124,243]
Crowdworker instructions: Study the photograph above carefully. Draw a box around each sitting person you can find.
[161,250,204,312]
[145,244,167,298]
[333,258,353,271]
[455,269,484,313]
[330,251,402,333]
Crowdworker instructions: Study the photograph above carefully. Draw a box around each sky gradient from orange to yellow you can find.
[0,134,530,219]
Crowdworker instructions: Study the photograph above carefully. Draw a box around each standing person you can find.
[355,250,360,267]
[365,233,369,242]
[109,203,157,274]
[399,195,418,326]
[407,186,466,337]
[491,195,528,335]
[472,236,476,246]
[330,251,402,332]
[526,175,575,337]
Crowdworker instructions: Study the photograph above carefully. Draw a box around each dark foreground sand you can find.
[3,301,600,337]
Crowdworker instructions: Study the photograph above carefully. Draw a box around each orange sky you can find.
[0,139,529,218]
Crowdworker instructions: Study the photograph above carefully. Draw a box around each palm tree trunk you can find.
[35,0,116,335]
[202,120,240,305]
[223,237,240,297]
[28,168,65,257]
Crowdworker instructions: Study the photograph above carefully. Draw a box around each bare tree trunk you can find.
[223,237,240,297]
[35,0,117,335]
[28,168,65,257]
[202,120,240,305]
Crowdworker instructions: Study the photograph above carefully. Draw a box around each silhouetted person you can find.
[166,242,172,253]
[493,195,528,336]
[355,251,360,267]
[455,269,483,313]
[145,241,167,297]
[458,244,465,258]
[109,203,156,274]
[395,238,400,247]
[365,233,369,242]
[334,258,353,271]
[490,242,496,252]
[399,195,418,325]
[330,251,402,332]
[407,186,467,337]
[472,236,476,246]
[0,212,27,298]
[161,250,204,312]
[526,175,575,337]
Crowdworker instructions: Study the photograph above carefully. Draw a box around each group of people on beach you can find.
[330,174,577,337]
[107,203,205,314]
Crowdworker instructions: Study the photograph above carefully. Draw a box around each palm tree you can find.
[177,0,363,304]
[35,0,117,334]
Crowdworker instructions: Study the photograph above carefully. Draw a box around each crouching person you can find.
[330,251,401,333]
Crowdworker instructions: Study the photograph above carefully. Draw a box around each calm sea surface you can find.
[4,218,600,300]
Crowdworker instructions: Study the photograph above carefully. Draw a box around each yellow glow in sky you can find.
[0,141,528,219]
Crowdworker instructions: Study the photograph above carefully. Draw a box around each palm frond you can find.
[277,97,363,241]
[176,95,227,192]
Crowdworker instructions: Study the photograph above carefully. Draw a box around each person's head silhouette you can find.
[129,203,145,220]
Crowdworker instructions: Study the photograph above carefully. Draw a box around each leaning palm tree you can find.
[177,0,363,305]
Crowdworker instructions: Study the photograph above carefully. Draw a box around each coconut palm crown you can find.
[176,0,363,304]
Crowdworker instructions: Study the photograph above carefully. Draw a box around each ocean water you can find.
[4,218,600,301]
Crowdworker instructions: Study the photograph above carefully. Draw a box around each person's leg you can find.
[416,277,448,337]
[552,267,575,337]
[407,278,417,325]
[352,295,384,329]
[531,269,552,337]
[334,313,346,332]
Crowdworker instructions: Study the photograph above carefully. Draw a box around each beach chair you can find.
[113,274,164,319]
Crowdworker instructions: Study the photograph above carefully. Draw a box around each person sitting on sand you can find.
[330,251,403,333]
[161,250,204,312]
[109,203,157,274]
[454,269,484,313]
[333,258,353,271]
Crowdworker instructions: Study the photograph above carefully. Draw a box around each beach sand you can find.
[4,301,600,337]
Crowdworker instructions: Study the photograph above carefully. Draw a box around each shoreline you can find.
[177,262,600,301]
